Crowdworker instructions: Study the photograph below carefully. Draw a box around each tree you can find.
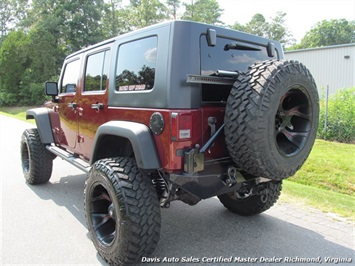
[0,0,13,40]
[0,31,30,105]
[268,12,295,47]
[24,0,105,53]
[232,12,295,48]
[27,18,63,83]
[244,13,267,37]
[166,0,181,20]
[0,0,28,42]
[102,0,131,38]
[295,19,355,49]
[128,0,168,29]
[182,0,223,25]
[231,21,245,32]
[63,0,105,52]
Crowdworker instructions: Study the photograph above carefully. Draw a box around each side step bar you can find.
[46,145,91,173]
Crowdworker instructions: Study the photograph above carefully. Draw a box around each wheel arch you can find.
[26,108,55,144]
[91,121,161,170]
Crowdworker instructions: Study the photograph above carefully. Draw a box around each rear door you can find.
[77,48,111,160]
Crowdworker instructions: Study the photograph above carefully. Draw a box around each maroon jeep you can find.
[21,21,319,265]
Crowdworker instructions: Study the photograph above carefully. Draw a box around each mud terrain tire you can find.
[218,181,282,216]
[84,157,161,265]
[20,128,54,184]
[224,60,319,179]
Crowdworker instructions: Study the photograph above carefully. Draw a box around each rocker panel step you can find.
[46,145,91,173]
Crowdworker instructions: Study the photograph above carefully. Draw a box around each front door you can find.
[56,58,81,150]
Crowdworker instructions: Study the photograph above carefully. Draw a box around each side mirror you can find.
[45,81,58,96]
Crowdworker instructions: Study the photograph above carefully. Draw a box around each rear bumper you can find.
[170,158,251,199]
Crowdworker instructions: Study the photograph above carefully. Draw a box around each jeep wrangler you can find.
[20,20,319,265]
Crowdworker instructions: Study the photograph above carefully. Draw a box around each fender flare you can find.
[26,108,55,144]
[91,121,161,170]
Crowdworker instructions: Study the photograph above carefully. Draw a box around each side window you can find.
[116,37,157,92]
[61,59,80,93]
[85,50,111,92]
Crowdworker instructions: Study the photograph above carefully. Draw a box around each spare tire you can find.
[224,60,319,180]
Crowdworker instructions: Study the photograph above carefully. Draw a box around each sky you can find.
[194,0,355,43]
[121,0,354,43]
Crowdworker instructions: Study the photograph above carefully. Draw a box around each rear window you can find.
[201,36,269,75]
[200,36,270,103]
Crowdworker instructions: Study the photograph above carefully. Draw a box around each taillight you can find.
[171,112,192,141]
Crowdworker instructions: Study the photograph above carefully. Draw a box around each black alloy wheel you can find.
[89,183,117,247]
[275,87,312,157]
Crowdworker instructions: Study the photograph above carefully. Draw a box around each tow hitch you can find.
[234,182,271,202]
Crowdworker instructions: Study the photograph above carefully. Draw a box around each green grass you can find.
[0,106,36,124]
[0,106,354,220]
[281,181,355,221]
[284,139,355,221]
[289,140,355,196]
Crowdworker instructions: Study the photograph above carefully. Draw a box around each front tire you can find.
[84,157,161,265]
[20,128,54,184]
[218,181,282,216]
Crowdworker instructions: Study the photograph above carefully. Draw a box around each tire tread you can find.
[84,157,161,265]
[21,128,53,184]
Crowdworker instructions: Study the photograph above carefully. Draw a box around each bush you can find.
[317,87,355,143]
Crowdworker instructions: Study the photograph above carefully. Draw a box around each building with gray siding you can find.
[285,43,355,95]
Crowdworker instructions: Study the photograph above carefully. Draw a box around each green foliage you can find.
[0,30,30,105]
[128,0,168,29]
[232,12,295,47]
[242,13,266,36]
[291,19,355,49]
[63,0,105,51]
[18,68,48,106]
[102,0,131,38]
[268,12,296,47]
[27,18,63,82]
[1,0,13,39]
[182,0,223,25]
[317,87,355,143]
[166,0,181,20]
[0,0,27,39]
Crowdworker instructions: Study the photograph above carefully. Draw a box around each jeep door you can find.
[77,48,111,160]
[56,58,81,150]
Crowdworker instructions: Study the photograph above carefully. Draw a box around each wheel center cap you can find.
[277,112,293,131]
[108,204,115,218]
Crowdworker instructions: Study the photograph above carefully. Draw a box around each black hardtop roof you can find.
[64,20,281,61]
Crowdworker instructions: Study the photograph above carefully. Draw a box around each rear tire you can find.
[224,60,319,179]
[20,128,54,184]
[84,157,161,265]
[218,181,282,216]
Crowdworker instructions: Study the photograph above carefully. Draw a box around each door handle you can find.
[91,103,104,111]
[68,102,77,109]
